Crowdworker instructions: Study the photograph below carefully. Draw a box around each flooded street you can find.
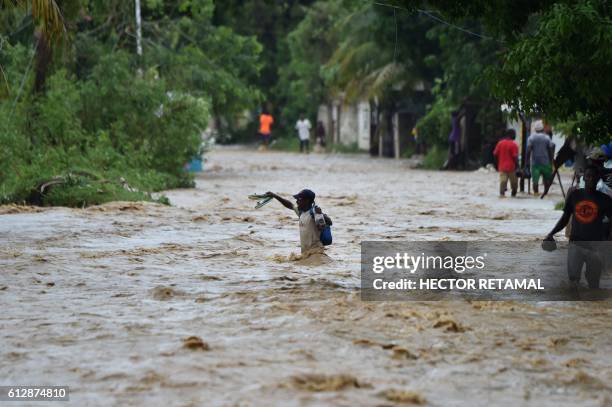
[1,147,610,406]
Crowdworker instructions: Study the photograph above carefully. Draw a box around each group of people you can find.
[493,120,612,289]
[266,173,611,291]
[258,110,326,153]
[261,115,611,291]
[493,120,555,197]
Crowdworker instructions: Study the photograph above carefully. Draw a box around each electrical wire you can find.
[372,1,500,42]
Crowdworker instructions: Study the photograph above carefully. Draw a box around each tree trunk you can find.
[34,30,53,93]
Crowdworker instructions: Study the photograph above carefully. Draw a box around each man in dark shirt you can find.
[545,165,612,288]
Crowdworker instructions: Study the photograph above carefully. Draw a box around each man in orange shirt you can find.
[493,128,519,197]
[259,110,274,147]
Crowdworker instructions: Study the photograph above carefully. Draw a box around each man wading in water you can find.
[266,189,332,254]
[544,165,612,289]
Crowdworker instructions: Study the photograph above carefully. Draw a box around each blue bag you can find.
[309,207,332,246]
[319,225,332,246]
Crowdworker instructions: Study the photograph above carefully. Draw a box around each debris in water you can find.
[380,389,426,404]
[548,337,569,348]
[554,371,609,390]
[290,373,364,391]
[353,338,378,347]
[182,336,210,351]
[191,215,210,222]
[150,286,183,300]
[432,319,467,333]
[563,358,589,368]
[391,346,419,360]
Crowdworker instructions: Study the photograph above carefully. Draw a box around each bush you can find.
[416,98,453,148]
[0,49,209,207]
[421,145,447,169]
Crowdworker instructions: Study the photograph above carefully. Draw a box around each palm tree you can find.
[324,3,421,156]
[1,0,68,92]
[325,3,414,104]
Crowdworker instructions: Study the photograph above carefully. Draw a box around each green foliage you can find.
[323,2,425,103]
[140,2,263,120]
[0,0,263,207]
[401,144,415,158]
[270,136,300,152]
[415,97,453,146]
[488,0,612,143]
[213,0,314,135]
[275,1,345,128]
[421,144,447,169]
[400,0,612,144]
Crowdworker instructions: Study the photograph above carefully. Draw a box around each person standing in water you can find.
[544,165,612,289]
[295,115,312,153]
[265,189,332,254]
[258,110,274,148]
[526,120,554,194]
[316,121,326,148]
[493,129,519,197]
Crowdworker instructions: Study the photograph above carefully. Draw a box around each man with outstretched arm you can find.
[266,189,332,254]
[544,165,612,288]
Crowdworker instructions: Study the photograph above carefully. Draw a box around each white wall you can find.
[317,99,371,151]
[339,104,358,145]
[357,101,370,151]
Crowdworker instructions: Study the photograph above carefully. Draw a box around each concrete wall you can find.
[318,99,371,151]
[357,101,371,151]
[339,104,357,145]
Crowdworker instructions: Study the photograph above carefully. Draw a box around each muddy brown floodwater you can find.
[1,147,611,406]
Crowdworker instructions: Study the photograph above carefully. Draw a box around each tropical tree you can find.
[1,0,67,41]
[275,0,347,126]
[398,0,612,143]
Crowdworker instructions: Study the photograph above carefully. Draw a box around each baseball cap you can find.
[533,120,545,132]
[293,189,315,201]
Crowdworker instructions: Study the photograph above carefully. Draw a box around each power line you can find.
[418,9,497,41]
[372,1,500,42]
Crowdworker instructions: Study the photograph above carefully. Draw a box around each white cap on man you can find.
[533,120,545,132]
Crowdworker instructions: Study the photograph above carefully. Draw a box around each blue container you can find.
[187,158,203,172]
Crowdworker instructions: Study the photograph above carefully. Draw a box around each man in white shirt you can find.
[295,115,312,153]
[265,189,333,254]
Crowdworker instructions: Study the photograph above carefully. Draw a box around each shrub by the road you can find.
[0,47,209,207]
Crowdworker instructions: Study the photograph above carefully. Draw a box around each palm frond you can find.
[362,62,406,99]
[31,0,66,41]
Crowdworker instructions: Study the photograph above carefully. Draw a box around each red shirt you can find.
[493,139,518,172]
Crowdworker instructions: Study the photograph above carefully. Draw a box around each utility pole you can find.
[135,0,143,56]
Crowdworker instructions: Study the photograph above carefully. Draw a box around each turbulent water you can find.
[1,147,610,406]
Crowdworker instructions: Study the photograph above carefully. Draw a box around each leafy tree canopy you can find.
[398,0,612,143]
